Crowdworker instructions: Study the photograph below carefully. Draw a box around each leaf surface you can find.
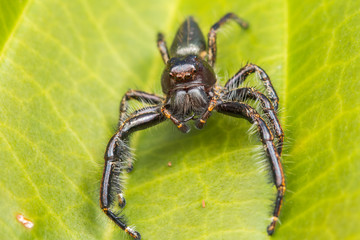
[0,0,359,239]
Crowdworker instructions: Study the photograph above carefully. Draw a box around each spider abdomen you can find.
[170,16,206,57]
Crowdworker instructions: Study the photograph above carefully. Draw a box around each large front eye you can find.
[184,72,192,80]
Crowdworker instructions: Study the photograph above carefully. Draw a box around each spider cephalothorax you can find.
[100,13,285,240]
[161,54,216,122]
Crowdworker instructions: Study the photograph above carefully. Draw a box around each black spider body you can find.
[100,13,285,239]
[170,16,206,57]
[162,19,216,124]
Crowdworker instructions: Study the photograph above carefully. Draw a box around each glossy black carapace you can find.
[100,13,285,239]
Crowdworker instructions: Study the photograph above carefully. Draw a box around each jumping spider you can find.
[100,13,285,239]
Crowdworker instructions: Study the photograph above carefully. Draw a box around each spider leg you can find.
[119,90,164,125]
[216,101,285,235]
[119,90,164,172]
[194,97,218,129]
[225,87,284,156]
[100,106,165,240]
[157,33,170,64]
[161,106,190,133]
[225,64,279,110]
[208,13,248,67]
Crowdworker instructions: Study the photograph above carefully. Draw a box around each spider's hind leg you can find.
[157,33,170,64]
[208,13,248,67]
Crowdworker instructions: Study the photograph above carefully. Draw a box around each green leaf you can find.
[0,0,359,239]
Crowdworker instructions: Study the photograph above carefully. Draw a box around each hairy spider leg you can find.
[226,87,284,156]
[161,106,190,133]
[225,64,279,111]
[118,90,164,172]
[100,107,165,240]
[157,33,170,64]
[208,12,249,67]
[216,101,285,236]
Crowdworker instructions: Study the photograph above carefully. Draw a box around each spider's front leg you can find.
[100,106,166,239]
[119,90,164,172]
[194,96,218,129]
[226,87,284,155]
[216,101,285,235]
[161,106,191,133]
[119,89,164,124]
[225,64,279,110]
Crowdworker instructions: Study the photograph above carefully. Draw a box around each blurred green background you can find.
[0,0,359,239]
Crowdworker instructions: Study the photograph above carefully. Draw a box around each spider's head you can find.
[161,55,217,119]
[161,55,216,94]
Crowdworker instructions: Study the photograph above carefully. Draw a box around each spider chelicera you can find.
[100,13,285,239]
